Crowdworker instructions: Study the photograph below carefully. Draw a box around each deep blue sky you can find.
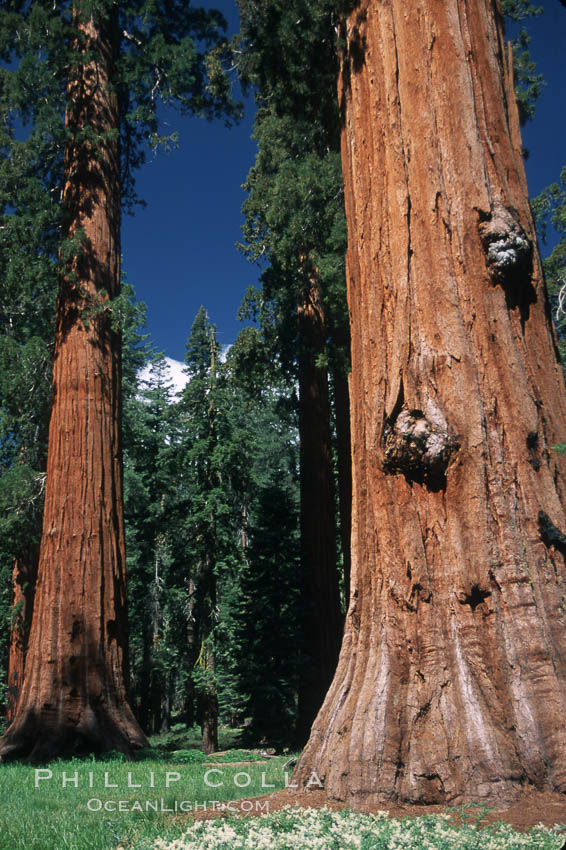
[516,4,565,199]
[122,0,257,362]
[123,1,566,363]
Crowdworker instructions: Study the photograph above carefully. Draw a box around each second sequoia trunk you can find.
[295,283,343,744]
[294,0,566,804]
[6,552,37,725]
[0,5,146,761]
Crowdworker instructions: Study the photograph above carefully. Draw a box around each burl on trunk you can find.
[0,6,146,761]
[294,0,566,805]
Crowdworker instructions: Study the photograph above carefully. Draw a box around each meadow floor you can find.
[0,724,565,848]
[195,785,566,832]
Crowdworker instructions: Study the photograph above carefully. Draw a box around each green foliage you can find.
[224,333,301,747]
[147,722,243,753]
[123,350,184,734]
[236,0,348,374]
[1,0,240,206]
[235,0,340,135]
[503,3,566,371]
[0,466,44,547]
[171,308,229,731]
[241,111,347,358]
[511,26,545,126]
[502,0,544,126]
[532,166,566,360]
[122,309,303,747]
[235,0,348,744]
[236,469,300,746]
[501,0,543,20]
[167,748,207,764]
[115,0,241,205]
[502,0,543,20]
[208,749,273,762]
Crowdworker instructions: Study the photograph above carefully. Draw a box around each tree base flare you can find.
[0,705,147,763]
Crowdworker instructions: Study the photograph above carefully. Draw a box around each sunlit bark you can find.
[295,0,566,804]
[0,5,146,761]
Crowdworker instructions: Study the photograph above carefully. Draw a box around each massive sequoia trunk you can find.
[294,0,566,805]
[295,283,343,744]
[0,6,147,760]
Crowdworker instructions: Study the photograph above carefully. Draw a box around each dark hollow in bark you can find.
[478,202,533,288]
[383,406,459,491]
[478,202,536,321]
[539,511,566,556]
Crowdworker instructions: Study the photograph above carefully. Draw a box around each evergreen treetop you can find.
[1,0,240,211]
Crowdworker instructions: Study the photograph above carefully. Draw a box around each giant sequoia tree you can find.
[0,16,63,721]
[294,0,566,804]
[0,0,234,761]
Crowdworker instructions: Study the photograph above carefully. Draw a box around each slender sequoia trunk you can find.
[184,576,198,727]
[6,552,37,725]
[294,0,566,805]
[0,6,147,760]
[198,339,219,755]
[200,684,219,755]
[295,283,343,744]
[138,619,153,732]
[197,556,219,754]
[333,364,352,604]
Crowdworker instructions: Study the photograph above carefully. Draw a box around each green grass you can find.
[0,727,295,850]
[147,723,244,754]
[2,726,564,850]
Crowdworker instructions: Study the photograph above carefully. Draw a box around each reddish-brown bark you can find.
[294,0,566,805]
[0,6,146,760]
[296,283,343,744]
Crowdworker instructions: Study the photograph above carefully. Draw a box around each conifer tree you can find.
[122,319,303,744]
[123,351,178,733]
[171,308,237,752]
[501,0,544,125]
[533,170,566,359]
[0,0,236,760]
[227,330,302,745]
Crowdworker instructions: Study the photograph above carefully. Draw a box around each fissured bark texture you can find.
[0,7,146,761]
[294,0,566,805]
[296,284,343,744]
